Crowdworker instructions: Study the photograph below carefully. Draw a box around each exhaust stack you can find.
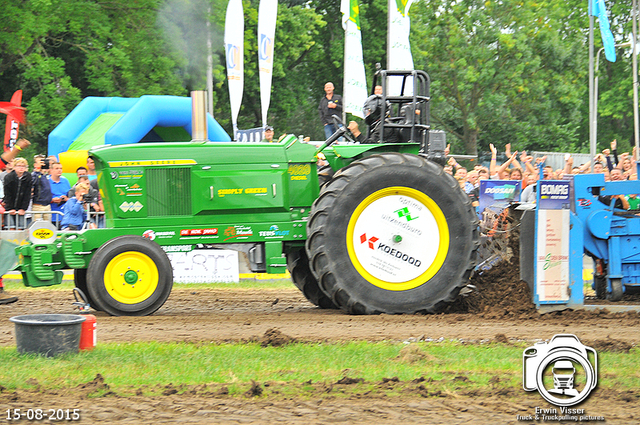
[191,91,208,141]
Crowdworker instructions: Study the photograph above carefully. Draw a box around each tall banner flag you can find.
[590,0,616,62]
[225,0,244,139]
[388,0,414,94]
[258,0,277,128]
[2,90,24,152]
[341,0,368,119]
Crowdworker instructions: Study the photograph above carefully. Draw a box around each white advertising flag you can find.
[388,0,414,94]
[258,0,278,127]
[224,0,244,139]
[341,0,368,118]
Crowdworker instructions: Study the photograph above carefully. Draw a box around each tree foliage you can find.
[0,0,635,156]
[411,0,587,155]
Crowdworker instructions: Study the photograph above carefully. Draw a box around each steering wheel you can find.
[332,115,358,144]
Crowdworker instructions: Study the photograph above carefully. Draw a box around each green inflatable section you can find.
[67,113,192,152]
[152,126,191,142]
[68,113,123,151]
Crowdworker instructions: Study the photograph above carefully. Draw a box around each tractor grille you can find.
[147,168,192,216]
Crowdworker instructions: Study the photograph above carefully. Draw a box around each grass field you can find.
[2,279,638,400]
[1,340,638,398]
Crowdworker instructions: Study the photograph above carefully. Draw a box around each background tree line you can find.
[0,0,637,158]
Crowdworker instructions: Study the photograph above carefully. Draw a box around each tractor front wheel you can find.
[86,236,173,316]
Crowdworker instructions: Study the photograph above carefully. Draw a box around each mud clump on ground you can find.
[244,380,263,397]
[493,333,510,344]
[587,336,634,353]
[336,376,364,385]
[396,344,436,363]
[259,328,295,347]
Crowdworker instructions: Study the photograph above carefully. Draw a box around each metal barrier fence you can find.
[0,209,105,231]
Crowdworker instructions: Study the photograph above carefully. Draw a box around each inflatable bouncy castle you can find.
[49,95,231,172]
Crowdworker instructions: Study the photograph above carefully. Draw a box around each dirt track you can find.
[1,286,639,347]
[1,271,640,424]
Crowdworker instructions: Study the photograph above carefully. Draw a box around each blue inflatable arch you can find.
[49,95,230,158]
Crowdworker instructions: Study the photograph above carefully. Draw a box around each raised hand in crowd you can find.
[489,143,498,176]
[563,153,574,176]
[520,150,528,163]
[495,151,521,179]
[565,153,574,166]
[619,151,629,163]
[504,143,522,169]
[0,138,31,170]
[489,143,498,160]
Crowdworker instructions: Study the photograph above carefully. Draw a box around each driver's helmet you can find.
[363,95,389,125]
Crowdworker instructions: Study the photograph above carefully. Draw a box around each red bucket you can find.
[79,314,96,351]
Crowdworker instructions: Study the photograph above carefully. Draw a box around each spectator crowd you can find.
[0,142,104,231]
[446,140,639,207]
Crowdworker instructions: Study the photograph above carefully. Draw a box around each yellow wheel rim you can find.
[104,251,159,304]
[346,187,449,291]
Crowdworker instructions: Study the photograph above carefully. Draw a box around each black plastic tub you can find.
[9,314,86,357]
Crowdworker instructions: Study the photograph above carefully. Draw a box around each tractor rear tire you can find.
[86,235,173,316]
[74,268,102,311]
[317,164,335,188]
[306,152,479,314]
[287,249,337,309]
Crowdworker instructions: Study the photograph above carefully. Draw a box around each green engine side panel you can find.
[91,140,320,229]
[192,169,288,213]
[108,166,148,218]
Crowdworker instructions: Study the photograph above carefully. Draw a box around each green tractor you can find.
[16,70,478,316]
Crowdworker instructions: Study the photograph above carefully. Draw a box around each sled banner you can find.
[478,179,522,221]
[535,181,571,303]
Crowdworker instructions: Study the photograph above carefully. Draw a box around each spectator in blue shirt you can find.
[48,162,70,229]
[61,183,90,231]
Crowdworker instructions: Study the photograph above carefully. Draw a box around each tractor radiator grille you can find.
[146,168,192,216]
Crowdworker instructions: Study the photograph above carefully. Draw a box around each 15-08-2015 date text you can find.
[5,409,81,421]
